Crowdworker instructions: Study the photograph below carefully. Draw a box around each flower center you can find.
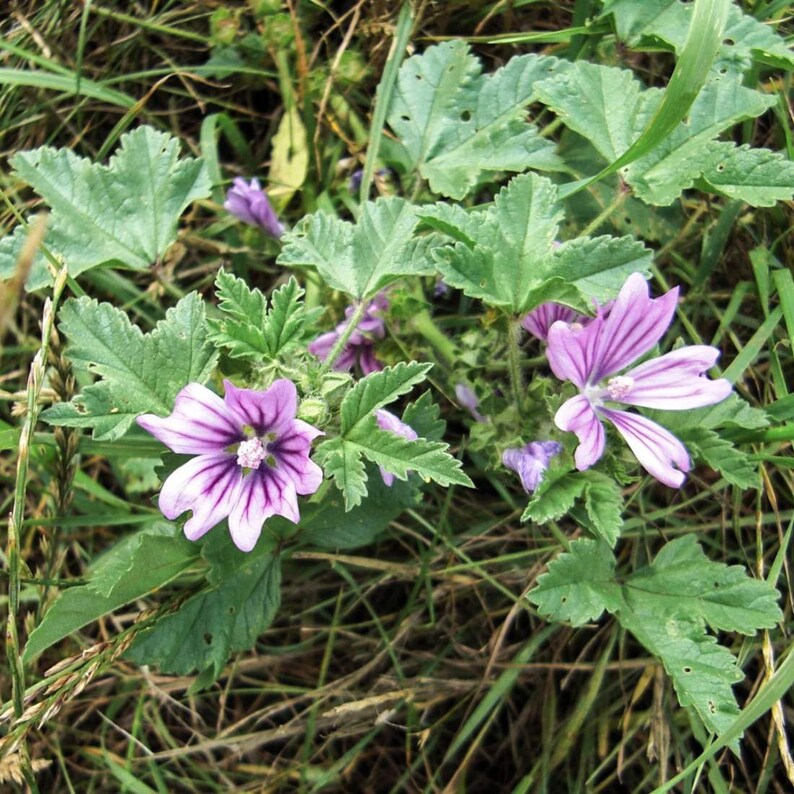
[606,375,634,400]
[236,437,267,470]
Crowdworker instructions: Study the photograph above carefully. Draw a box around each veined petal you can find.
[601,408,690,488]
[272,421,324,495]
[618,346,733,409]
[358,346,383,375]
[228,467,299,552]
[158,453,241,540]
[554,394,605,470]
[592,273,678,382]
[546,316,604,389]
[522,303,578,341]
[224,378,297,435]
[137,383,241,454]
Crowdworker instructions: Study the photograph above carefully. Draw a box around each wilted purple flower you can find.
[455,383,487,423]
[137,379,322,552]
[308,293,389,375]
[349,167,390,193]
[502,441,561,493]
[522,303,582,341]
[433,278,450,299]
[224,177,284,238]
[375,408,418,486]
[546,273,732,487]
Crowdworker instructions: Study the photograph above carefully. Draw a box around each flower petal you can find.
[137,383,241,454]
[618,346,733,409]
[502,441,561,493]
[358,346,383,375]
[158,453,241,540]
[546,316,604,389]
[522,303,579,341]
[228,467,299,551]
[223,378,297,435]
[600,408,690,487]
[554,394,605,470]
[272,420,324,495]
[592,273,678,382]
[307,329,338,361]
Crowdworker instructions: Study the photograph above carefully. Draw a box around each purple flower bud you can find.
[433,278,450,298]
[375,408,418,486]
[224,177,284,238]
[502,441,562,494]
[454,383,487,423]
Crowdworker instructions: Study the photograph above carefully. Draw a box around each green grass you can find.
[1,1,792,792]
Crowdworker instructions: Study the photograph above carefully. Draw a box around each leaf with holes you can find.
[127,535,281,680]
[528,538,623,625]
[0,126,210,289]
[386,41,565,199]
[423,173,652,312]
[602,0,794,69]
[534,60,780,205]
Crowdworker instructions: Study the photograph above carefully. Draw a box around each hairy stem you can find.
[318,299,369,375]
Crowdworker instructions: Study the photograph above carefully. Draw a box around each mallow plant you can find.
[2,0,792,761]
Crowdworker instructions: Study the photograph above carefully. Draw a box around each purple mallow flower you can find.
[224,177,284,238]
[455,383,487,423]
[502,441,562,493]
[546,273,732,488]
[308,293,388,375]
[137,379,322,552]
[375,408,418,486]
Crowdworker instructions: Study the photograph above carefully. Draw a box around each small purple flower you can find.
[433,278,450,299]
[308,293,389,375]
[522,303,582,341]
[224,177,284,238]
[502,441,561,493]
[137,379,323,552]
[546,273,732,487]
[375,408,418,486]
[455,383,487,423]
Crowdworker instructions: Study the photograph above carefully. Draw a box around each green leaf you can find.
[425,173,652,312]
[42,293,218,440]
[207,271,305,360]
[315,437,369,510]
[580,470,624,547]
[24,524,197,661]
[535,61,659,163]
[527,538,623,626]
[340,361,432,436]
[603,0,794,69]
[624,535,782,635]
[522,470,587,524]
[535,59,777,205]
[0,126,211,289]
[299,469,418,549]
[277,197,437,299]
[387,42,564,199]
[699,143,794,207]
[348,422,472,489]
[127,542,281,679]
[619,607,743,738]
[682,427,758,488]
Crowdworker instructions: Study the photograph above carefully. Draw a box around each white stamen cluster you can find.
[606,375,634,400]
[237,437,267,469]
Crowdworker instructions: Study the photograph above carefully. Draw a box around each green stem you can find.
[507,315,524,411]
[318,299,369,375]
[579,189,627,238]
